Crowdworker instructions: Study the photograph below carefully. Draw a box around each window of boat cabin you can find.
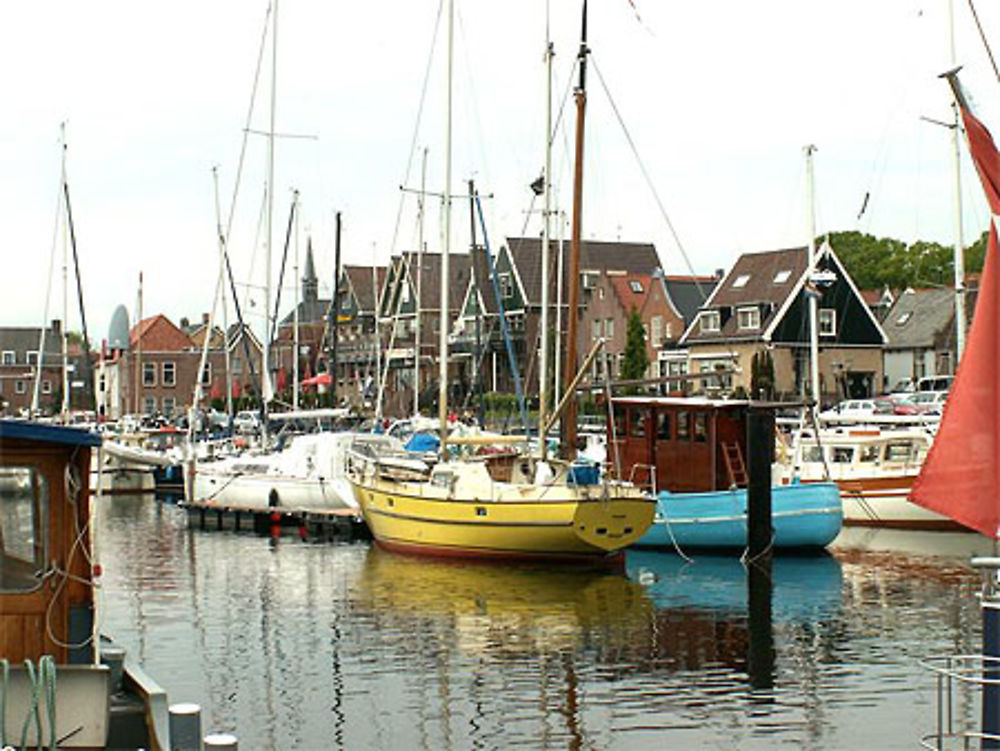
[656,411,671,440]
[802,444,823,463]
[613,409,626,439]
[0,467,49,592]
[629,407,647,437]
[693,412,708,442]
[859,444,879,462]
[884,441,915,463]
[831,446,854,463]
[676,411,690,440]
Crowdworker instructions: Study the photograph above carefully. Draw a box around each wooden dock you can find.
[180,500,370,542]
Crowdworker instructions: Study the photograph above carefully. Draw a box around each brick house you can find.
[680,242,886,402]
[0,319,91,416]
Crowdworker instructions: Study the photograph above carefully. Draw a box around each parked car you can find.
[894,391,947,416]
[233,410,261,434]
[818,398,894,422]
[917,375,954,393]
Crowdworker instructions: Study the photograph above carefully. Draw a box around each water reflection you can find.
[93,496,992,750]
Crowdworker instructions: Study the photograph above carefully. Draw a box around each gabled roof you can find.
[344,264,385,313]
[502,237,662,306]
[393,252,471,313]
[885,286,977,350]
[608,273,650,314]
[131,315,193,352]
[680,242,887,346]
[661,276,717,323]
[0,322,63,359]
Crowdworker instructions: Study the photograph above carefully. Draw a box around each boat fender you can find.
[268,488,280,508]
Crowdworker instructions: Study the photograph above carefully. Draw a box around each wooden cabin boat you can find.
[1,419,169,749]
[609,397,842,550]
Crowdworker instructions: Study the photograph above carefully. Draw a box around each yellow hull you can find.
[350,474,655,562]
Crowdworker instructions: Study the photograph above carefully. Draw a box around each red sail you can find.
[910,102,1000,538]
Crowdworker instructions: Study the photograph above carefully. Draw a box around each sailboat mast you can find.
[948,0,967,362]
[262,0,278,417]
[439,0,454,457]
[563,0,588,458]
[60,126,70,421]
[331,212,342,406]
[538,1,553,460]
[804,144,820,405]
[212,167,234,418]
[373,242,382,421]
[414,147,427,417]
[292,191,300,410]
[135,272,143,417]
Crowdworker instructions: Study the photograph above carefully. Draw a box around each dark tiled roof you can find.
[0,323,63,364]
[504,237,662,305]
[399,251,471,311]
[344,264,386,312]
[885,286,978,349]
[662,277,716,323]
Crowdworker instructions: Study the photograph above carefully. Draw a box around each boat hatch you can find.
[0,467,49,593]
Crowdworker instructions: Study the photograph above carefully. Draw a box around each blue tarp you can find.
[405,431,440,453]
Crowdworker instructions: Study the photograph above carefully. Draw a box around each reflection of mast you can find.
[562,0,588,458]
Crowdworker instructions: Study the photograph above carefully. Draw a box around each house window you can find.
[773,270,791,284]
[200,363,212,386]
[665,322,673,340]
[2,351,14,365]
[232,356,243,375]
[592,320,601,341]
[667,360,688,392]
[41,380,52,394]
[26,352,38,366]
[605,319,615,339]
[598,287,605,300]
[15,380,26,394]
[737,307,760,330]
[142,362,157,387]
[819,309,837,337]
[143,396,156,415]
[699,311,720,333]
[162,397,176,417]
[162,361,176,387]
[651,316,663,344]
[732,274,751,289]
[499,273,513,299]
[629,280,643,293]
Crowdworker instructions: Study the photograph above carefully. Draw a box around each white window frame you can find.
[2,351,15,366]
[737,306,760,330]
[200,362,212,387]
[162,361,176,387]
[15,379,26,394]
[41,380,52,394]
[605,318,615,339]
[819,308,837,337]
[651,316,663,344]
[143,396,157,415]
[498,273,513,299]
[773,270,791,284]
[591,320,601,341]
[629,280,643,293]
[732,274,751,289]
[162,396,176,417]
[26,351,39,366]
[699,311,720,333]
[142,361,157,387]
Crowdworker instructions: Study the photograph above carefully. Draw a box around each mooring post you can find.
[169,703,203,751]
[972,557,1000,748]
[746,405,774,560]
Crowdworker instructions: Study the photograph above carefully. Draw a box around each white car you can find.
[819,399,893,422]
[233,410,261,434]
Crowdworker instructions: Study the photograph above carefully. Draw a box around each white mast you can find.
[262,0,278,409]
[438,0,454,457]
[212,167,233,418]
[292,190,300,409]
[60,125,70,422]
[372,242,382,421]
[805,144,821,405]
[538,1,553,459]
[414,147,428,416]
[948,0,967,362]
[554,208,564,410]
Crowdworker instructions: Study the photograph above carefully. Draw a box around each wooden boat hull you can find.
[634,482,843,550]
[350,477,656,563]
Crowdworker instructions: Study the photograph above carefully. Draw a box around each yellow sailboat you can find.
[350,458,654,563]
[349,0,653,563]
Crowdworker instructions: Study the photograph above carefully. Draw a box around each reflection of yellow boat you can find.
[354,547,654,656]
[349,459,655,563]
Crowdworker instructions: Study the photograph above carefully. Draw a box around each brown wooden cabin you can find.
[608,397,750,493]
[1,420,99,664]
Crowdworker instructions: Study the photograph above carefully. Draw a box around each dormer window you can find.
[819,308,837,337]
[896,311,912,326]
[629,280,643,293]
[732,274,751,289]
[499,273,513,299]
[773,270,791,284]
[699,310,721,333]
[737,307,760,330]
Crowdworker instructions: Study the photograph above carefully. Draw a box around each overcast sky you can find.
[3,0,999,342]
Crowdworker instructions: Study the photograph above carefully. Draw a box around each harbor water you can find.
[96,495,991,750]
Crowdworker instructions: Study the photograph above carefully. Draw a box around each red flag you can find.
[910,89,1000,538]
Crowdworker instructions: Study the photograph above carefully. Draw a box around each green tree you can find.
[621,308,649,389]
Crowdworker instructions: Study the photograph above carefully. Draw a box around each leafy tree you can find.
[621,308,649,389]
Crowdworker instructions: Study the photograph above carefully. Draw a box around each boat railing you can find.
[918,653,1000,749]
[627,463,657,496]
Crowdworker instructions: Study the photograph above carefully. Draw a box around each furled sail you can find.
[910,75,1000,538]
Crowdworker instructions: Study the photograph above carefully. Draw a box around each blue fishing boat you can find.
[609,396,842,550]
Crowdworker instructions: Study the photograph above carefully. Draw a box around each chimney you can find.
[714,269,725,280]
[180,316,190,329]
[51,319,61,336]
[202,313,210,325]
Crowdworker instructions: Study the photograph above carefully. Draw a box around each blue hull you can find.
[634,482,843,550]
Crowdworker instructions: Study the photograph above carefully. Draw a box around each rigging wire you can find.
[967,0,1000,85]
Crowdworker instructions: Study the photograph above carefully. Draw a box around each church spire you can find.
[302,237,318,303]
